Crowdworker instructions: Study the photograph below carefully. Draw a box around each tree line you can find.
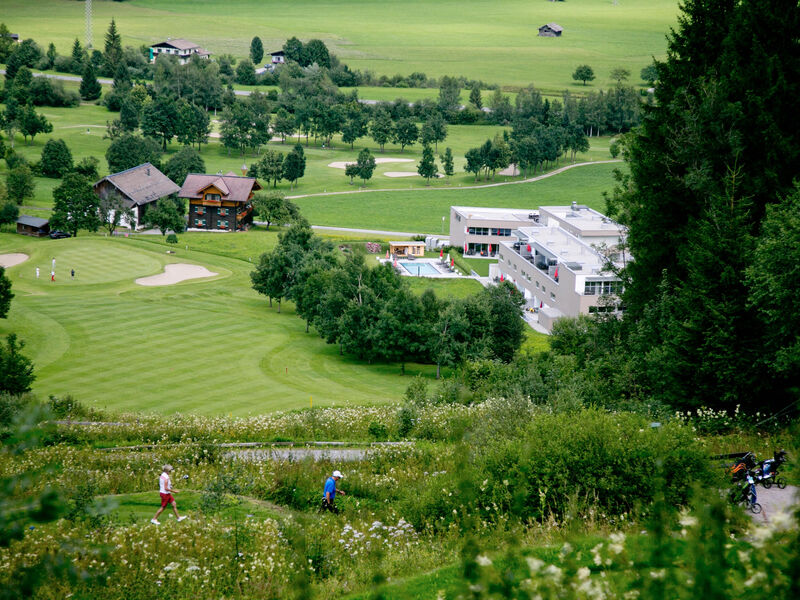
[551,0,800,417]
[251,220,526,376]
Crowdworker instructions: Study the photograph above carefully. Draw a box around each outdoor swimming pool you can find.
[400,261,440,276]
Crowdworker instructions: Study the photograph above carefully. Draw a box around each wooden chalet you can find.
[270,50,286,65]
[178,172,260,231]
[538,23,563,37]
[149,38,211,64]
[93,163,181,230]
[16,215,50,237]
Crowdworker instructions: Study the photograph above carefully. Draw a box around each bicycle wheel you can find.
[750,503,762,515]
[761,478,773,489]
[776,477,787,490]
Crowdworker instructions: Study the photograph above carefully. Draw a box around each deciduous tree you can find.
[572,65,595,85]
[39,139,74,178]
[142,197,185,236]
[165,146,205,187]
[106,134,162,173]
[50,173,101,237]
[356,148,376,184]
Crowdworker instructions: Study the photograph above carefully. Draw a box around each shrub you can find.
[397,405,416,438]
[475,408,713,521]
[166,233,179,244]
[367,420,388,441]
[74,156,99,179]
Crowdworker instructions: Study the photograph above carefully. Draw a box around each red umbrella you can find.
[464,242,468,253]
[554,267,559,279]
[500,274,504,281]
[451,258,454,267]
[488,244,492,254]
[540,301,543,308]
[440,248,443,258]
[526,244,531,252]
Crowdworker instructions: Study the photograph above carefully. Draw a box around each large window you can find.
[584,280,621,296]
[467,227,489,236]
[491,228,512,236]
[205,193,221,202]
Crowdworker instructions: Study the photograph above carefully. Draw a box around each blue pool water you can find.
[400,261,440,276]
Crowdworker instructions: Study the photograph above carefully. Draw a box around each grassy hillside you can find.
[2,0,678,89]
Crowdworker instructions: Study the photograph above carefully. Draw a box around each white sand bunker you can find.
[135,263,217,286]
[0,253,29,268]
[328,158,414,169]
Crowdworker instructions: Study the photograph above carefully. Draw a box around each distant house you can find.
[16,215,50,237]
[1,33,20,44]
[93,163,181,230]
[149,39,211,64]
[178,173,260,231]
[270,50,285,65]
[538,23,563,37]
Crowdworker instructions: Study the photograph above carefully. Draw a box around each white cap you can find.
[332,470,343,478]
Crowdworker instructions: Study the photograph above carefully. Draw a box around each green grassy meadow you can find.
[0,233,456,414]
[2,0,679,90]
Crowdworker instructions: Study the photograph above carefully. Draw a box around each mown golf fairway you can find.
[0,235,438,414]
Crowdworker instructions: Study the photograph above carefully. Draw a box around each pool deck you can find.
[379,257,467,279]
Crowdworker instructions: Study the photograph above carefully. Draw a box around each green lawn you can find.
[1,0,679,90]
[0,234,445,415]
[292,161,620,232]
[105,491,283,524]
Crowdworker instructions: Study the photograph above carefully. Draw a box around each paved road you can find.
[752,484,799,525]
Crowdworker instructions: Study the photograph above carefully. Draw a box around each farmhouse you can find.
[270,50,286,65]
[538,23,563,37]
[149,39,211,64]
[16,215,50,237]
[179,173,260,231]
[94,163,181,230]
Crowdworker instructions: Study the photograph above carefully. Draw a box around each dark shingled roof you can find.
[178,174,261,203]
[95,163,180,206]
[17,215,49,227]
[542,23,563,32]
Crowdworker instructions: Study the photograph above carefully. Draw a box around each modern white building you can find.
[538,203,625,250]
[449,206,540,257]
[490,204,627,332]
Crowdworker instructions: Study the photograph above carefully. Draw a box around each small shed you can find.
[389,241,425,258]
[16,215,50,237]
[538,23,563,37]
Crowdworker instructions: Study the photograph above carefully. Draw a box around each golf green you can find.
[0,234,438,415]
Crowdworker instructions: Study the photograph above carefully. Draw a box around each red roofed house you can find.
[179,172,260,231]
[149,39,211,65]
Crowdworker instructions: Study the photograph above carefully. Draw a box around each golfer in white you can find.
[151,465,188,525]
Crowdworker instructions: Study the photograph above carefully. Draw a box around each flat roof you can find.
[513,226,610,275]
[539,205,625,236]
[452,206,538,223]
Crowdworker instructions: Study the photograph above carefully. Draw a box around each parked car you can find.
[49,230,71,239]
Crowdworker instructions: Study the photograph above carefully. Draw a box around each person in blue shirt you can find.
[321,470,345,513]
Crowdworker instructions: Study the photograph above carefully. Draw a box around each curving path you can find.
[286,159,622,200]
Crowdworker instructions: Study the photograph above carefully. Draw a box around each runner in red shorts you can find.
[151,464,188,525]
